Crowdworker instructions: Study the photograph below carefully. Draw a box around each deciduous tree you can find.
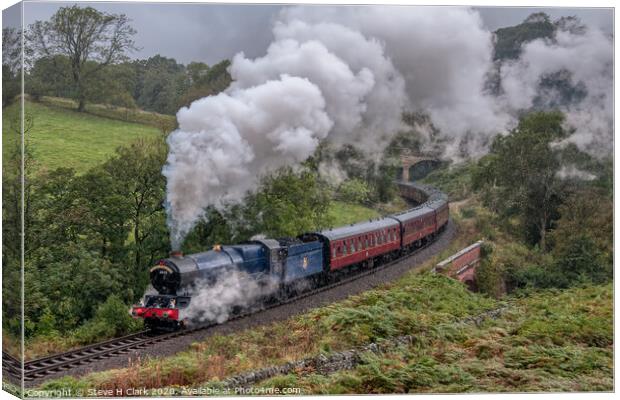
[472,111,568,248]
[27,5,137,111]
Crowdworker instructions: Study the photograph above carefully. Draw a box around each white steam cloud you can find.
[182,270,279,324]
[556,165,596,181]
[280,6,513,158]
[164,17,407,247]
[500,23,613,155]
[164,6,612,247]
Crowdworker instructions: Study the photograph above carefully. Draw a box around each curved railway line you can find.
[3,181,454,384]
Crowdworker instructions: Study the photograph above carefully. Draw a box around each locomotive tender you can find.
[132,181,449,330]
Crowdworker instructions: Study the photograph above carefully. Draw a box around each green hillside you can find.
[38,273,612,393]
[327,201,381,227]
[3,100,161,173]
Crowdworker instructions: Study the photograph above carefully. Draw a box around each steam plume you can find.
[182,270,279,324]
[164,18,406,248]
[500,22,613,155]
[164,6,612,247]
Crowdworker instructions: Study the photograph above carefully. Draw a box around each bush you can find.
[508,235,610,291]
[338,179,371,204]
[96,295,137,334]
[74,295,142,344]
[475,248,506,299]
[554,235,611,285]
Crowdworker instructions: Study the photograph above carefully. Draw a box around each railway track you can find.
[3,223,449,384]
[3,331,171,382]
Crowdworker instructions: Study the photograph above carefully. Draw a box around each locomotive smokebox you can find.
[170,250,183,258]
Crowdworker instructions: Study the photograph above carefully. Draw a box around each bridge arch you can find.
[399,150,441,182]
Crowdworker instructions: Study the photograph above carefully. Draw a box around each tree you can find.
[26,55,74,100]
[548,188,612,263]
[133,55,188,114]
[73,169,132,262]
[177,59,231,109]
[2,27,22,107]
[102,138,169,291]
[493,12,555,61]
[472,111,568,248]
[338,179,371,204]
[242,168,332,238]
[27,5,137,111]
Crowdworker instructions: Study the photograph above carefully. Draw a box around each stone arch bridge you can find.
[397,150,441,182]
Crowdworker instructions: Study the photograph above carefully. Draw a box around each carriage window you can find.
[365,238,369,248]
[350,241,355,254]
[333,246,337,258]
[343,244,347,255]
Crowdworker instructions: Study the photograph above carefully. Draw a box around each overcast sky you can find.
[2,2,614,65]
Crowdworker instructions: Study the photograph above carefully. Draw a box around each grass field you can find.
[3,100,161,173]
[327,201,381,227]
[39,96,176,130]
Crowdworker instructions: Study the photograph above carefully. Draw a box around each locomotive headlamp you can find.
[163,312,169,319]
[213,244,222,252]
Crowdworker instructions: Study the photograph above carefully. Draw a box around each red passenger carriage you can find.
[316,218,401,271]
[391,205,436,248]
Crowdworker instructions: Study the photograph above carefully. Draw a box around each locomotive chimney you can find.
[170,250,183,258]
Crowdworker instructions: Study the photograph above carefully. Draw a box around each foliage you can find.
[102,137,169,285]
[41,273,497,390]
[74,295,142,343]
[243,168,332,238]
[337,178,371,204]
[493,13,555,61]
[511,234,611,291]
[3,131,169,341]
[27,5,137,111]
[273,284,611,394]
[421,163,474,201]
[2,27,22,107]
[548,188,612,262]
[309,143,399,204]
[2,109,36,337]
[40,276,612,393]
[27,55,75,101]
[176,59,232,109]
[552,235,610,285]
[131,55,188,114]
[472,111,569,248]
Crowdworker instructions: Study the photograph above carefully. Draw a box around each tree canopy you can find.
[472,111,568,248]
[27,5,137,111]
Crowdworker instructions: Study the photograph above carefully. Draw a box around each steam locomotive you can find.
[131,182,448,330]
